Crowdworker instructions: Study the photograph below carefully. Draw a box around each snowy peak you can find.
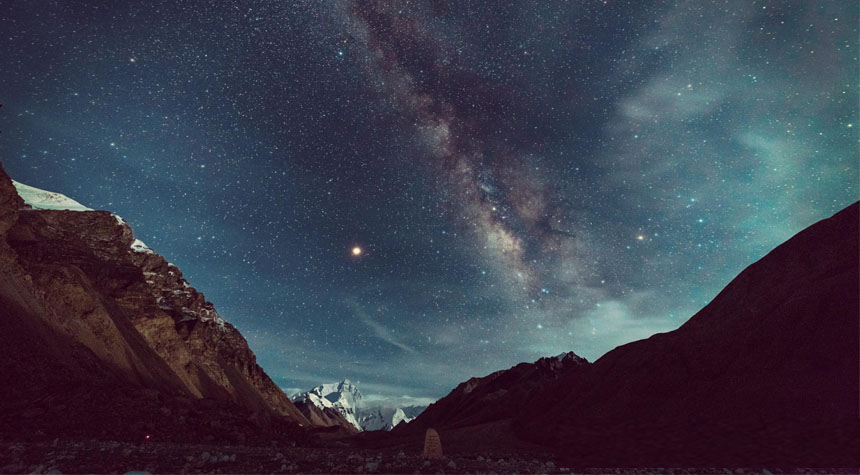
[292,379,363,430]
[323,379,363,407]
[359,407,412,431]
[12,180,92,211]
[301,379,364,409]
[291,379,427,431]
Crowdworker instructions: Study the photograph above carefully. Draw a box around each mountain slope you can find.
[0,162,310,442]
[399,351,588,433]
[292,400,359,434]
[391,203,858,465]
[514,202,860,466]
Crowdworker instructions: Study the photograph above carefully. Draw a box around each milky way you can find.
[344,0,583,296]
[0,0,856,402]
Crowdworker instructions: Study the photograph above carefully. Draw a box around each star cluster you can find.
[0,0,856,401]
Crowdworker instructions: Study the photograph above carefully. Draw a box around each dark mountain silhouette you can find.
[398,351,588,433]
[400,202,860,466]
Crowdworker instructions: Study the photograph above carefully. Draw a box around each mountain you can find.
[293,379,364,430]
[398,351,588,434]
[292,379,427,432]
[516,202,860,466]
[292,399,359,434]
[358,404,426,432]
[359,407,412,432]
[404,203,859,466]
[0,162,311,443]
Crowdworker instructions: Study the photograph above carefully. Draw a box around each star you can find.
[1,0,854,409]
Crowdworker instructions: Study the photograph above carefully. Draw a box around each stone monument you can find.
[423,428,443,459]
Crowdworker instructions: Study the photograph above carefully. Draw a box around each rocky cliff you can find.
[293,400,359,434]
[0,161,310,442]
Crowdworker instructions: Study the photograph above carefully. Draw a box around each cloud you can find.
[280,387,305,399]
[566,299,678,362]
[362,393,438,408]
[351,303,416,354]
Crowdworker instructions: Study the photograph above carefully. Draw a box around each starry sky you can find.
[1,0,857,404]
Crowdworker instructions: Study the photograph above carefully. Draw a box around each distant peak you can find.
[291,379,427,431]
[553,351,588,364]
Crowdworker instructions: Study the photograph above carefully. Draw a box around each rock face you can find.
[293,400,359,434]
[399,351,588,433]
[0,162,310,442]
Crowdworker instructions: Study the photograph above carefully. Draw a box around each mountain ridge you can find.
[392,201,859,466]
[396,350,588,434]
[292,379,427,432]
[0,163,311,442]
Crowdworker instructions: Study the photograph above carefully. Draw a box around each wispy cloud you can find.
[280,387,305,399]
[349,302,416,354]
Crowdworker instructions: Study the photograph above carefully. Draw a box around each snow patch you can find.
[131,239,155,254]
[199,308,227,329]
[12,180,93,211]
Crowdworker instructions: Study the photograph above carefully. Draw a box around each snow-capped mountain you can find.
[0,166,311,442]
[358,403,426,431]
[291,379,427,431]
[358,406,412,431]
[292,379,364,430]
[360,407,406,431]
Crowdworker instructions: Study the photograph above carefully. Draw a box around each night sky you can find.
[1,1,857,404]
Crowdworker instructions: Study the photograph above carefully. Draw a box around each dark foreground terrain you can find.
[1,439,855,474]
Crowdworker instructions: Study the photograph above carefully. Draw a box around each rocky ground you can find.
[0,439,853,474]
